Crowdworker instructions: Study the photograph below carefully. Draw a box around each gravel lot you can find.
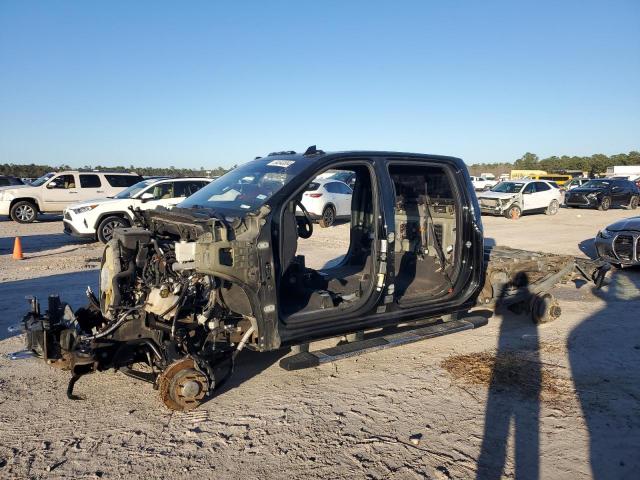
[0,207,639,479]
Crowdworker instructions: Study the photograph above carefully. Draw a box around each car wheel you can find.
[598,196,611,211]
[627,195,639,210]
[545,199,559,215]
[97,216,130,243]
[10,200,37,223]
[504,204,522,220]
[319,205,336,228]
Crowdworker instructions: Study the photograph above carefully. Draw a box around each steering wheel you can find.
[295,201,313,239]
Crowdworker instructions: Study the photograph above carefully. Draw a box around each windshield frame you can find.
[30,172,55,187]
[490,181,525,194]
[178,157,310,216]
[582,179,611,189]
[113,179,158,199]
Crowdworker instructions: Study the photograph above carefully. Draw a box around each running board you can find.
[279,316,488,371]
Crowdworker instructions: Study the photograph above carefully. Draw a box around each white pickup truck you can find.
[0,171,143,223]
[470,176,497,191]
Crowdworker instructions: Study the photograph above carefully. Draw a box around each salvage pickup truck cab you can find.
[22,149,490,410]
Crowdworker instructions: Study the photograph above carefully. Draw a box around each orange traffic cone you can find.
[12,236,24,260]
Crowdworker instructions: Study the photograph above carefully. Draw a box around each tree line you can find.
[2,150,639,180]
[469,151,640,177]
[0,163,231,179]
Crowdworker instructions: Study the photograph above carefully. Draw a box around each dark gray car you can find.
[594,216,640,266]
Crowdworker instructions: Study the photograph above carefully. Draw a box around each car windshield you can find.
[490,182,524,193]
[114,179,157,199]
[30,173,55,187]
[179,157,307,215]
[583,180,610,188]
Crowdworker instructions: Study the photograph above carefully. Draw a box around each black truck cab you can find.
[269,151,484,348]
[21,149,490,410]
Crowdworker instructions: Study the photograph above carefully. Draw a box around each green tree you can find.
[514,152,540,169]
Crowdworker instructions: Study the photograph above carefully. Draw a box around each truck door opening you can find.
[278,163,376,321]
[389,164,459,304]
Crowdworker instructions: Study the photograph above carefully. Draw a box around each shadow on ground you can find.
[568,268,640,478]
[0,233,94,254]
[0,214,62,223]
[0,270,98,340]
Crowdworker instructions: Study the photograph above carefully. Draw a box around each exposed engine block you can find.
[21,224,255,410]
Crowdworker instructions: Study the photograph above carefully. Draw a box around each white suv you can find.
[63,177,211,243]
[477,180,562,219]
[300,177,352,227]
[0,171,142,223]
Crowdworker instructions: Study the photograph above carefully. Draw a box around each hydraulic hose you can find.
[81,306,143,340]
[232,326,256,360]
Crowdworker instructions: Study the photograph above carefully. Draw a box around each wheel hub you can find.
[103,221,122,240]
[158,358,209,411]
[181,380,202,397]
[530,294,561,324]
[17,205,34,221]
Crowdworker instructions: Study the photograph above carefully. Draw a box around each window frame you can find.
[104,174,143,188]
[79,174,102,188]
[49,174,77,189]
[535,181,551,192]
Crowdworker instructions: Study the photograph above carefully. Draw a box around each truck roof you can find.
[259,147,465,168]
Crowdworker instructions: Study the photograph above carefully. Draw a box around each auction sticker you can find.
[267,160,295,168]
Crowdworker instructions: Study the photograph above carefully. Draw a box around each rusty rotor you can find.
[158,358,209,411]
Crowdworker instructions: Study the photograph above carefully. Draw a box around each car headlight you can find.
[587,192,598,199]
[71,205,98,214]
[598,228,613,239]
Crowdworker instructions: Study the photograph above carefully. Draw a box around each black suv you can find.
[0,175,24,187]
[564,178,639,210]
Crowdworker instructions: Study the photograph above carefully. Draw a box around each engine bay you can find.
[22,208,263,410]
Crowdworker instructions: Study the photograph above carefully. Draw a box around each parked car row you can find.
[477,177,640,219]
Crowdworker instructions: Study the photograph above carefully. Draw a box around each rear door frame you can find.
[381,156,482,311]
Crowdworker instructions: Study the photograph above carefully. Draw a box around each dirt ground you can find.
[0,207,639,479]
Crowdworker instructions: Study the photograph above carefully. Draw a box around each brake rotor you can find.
[158,358,209,411]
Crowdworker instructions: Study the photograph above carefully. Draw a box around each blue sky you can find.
[1,1,638,168]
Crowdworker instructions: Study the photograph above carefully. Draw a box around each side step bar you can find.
[279,316,488,371]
